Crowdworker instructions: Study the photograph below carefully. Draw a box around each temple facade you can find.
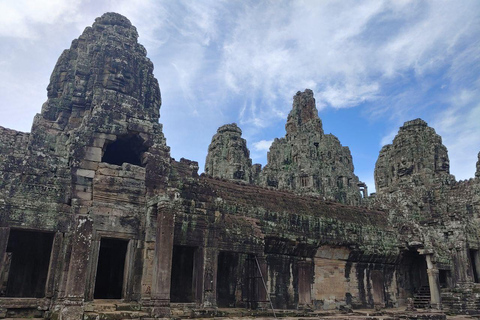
[0,13,479,319]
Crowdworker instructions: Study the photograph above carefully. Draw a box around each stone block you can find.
[85,147,102,162]
[94,132,117,141]
[119,169,145,180]
[92,137,106,148]
[97,167,119,176]
[80,160,99,171]
[76,169,95,178]
[76,191,92,201]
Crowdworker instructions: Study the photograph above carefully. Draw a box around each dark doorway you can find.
[402,250,429,296]
[102,134,147,167]
[94,238,128,299]
[5,229,54,297]
[170,245,196,302]
[469,249,479,283]
[439,269,450,288]
[217,251,240,307]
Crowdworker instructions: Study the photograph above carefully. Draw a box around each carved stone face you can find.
[435,155,450,172]
[397,157,414,177]
[101,56,135,94]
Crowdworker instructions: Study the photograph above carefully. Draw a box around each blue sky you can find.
[1,0,479,193]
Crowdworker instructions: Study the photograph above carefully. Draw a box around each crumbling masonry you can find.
[1,13,480,319]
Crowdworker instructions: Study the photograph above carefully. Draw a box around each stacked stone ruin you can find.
[0,13,479,319]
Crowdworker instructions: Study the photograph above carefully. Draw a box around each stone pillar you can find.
[60,214,93,320]
[194,247,205,305]
[202,247,218,308]
[0,227,9,293]
[425,254,441,310]
[0,227,9,272]
[0,228,8,320]
[453,246,474,287]
[45,232,64,298]
[150,203,175,317]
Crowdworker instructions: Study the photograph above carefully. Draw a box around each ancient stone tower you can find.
[1,11,480,320]
[0,12,174,319]
[206,89,366,205]
[204,123,255,182]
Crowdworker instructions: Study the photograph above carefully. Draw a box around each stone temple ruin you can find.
[1,12,480,320]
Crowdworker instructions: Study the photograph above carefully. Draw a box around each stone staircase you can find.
[83,301,149,320]
[413,286,431,309]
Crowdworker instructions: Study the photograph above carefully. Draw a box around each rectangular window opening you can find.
[4,229,54,298]
[439,269,450,288]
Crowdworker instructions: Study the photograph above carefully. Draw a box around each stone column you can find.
[425,254,441,309]
[60,214,93,320]
[45,232,64,298]
[194,247,205,305]
[0,228,9,272]
[202,247,218,308]
[150,203,175,317]
[453,246,474,287]
[0,227,9,296]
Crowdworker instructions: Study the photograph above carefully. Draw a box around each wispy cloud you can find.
[0,0,83,38]
[432,89,480,180]
[218,1,479,131]
[252,140,273,152]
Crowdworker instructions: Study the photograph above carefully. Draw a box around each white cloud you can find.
[217,0,479,130]
[252,140,273,152]
[319,82,379,108]
[0,0,83,38]
[432,90,480,180]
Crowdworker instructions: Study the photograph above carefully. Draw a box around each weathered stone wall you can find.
[174,176,399,309]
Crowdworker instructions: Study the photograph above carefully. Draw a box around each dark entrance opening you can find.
[94,238,128,299]
[469,249,479,283]
[439,269,450,288]
[102,134,147,167]
[170,245,196,302]
[402,250,430,308]
[404,251,429,292]
[217,251,240,307]
[5,229,54,297]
